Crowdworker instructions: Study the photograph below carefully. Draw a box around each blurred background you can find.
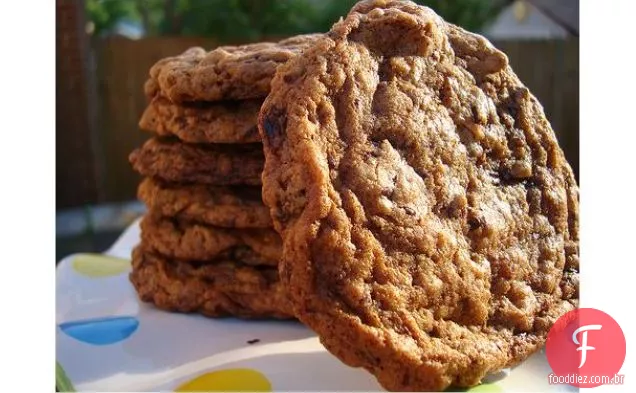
[57,0,579,259]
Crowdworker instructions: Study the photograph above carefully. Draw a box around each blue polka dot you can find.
[59,316,139,345]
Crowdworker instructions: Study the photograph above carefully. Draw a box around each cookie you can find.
[130,246,292,319]
[149,34,322,103]
[129,137,264,186]
[138,178,272,228]
[144,78,160,100]
[140,214,281,265]
[139,96,262,144]
[258,1,579,391]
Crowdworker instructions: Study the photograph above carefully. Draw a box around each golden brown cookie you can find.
[144,78,160,100]
[148,34,322,103]
[138,178,272,228]
[130,246,293,319]
[139,96,262,144]
[129,137,264,186]
[258,1,579,391]
[140,214,281,265]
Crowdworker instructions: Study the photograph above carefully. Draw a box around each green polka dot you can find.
[467,383,503,392]
[72,254,130,277]
[56,361,75,392]
[447,383,503,393]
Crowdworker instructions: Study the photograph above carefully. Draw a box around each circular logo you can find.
[546,308,626,388]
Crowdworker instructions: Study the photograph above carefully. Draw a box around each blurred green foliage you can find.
[85,0,506,40]
[171,0,318,40]
[312,0,506,33]
[85,0,139,35]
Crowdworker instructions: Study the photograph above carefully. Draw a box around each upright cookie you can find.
[259,1,578,391]
[149,34,322,103]
[139,97,262,144]
[130,246,292,319]
[140,214,281,264]
[129,137,264,186]
[144,78,160,100]
[138,178,272,228]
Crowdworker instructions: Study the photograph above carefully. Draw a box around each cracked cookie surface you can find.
[130,246,292,319]
[138,178,272,228]
[140,214,281,265]
[129,137,264,186]
[139,96,262,144]
[259,1,579,391]
[149,34,322,103]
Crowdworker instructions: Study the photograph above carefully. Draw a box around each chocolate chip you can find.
[283,73,297,84]
[403,206,416,216]
[262,118,277,139]
[262,109,287,149]
[468,217,483,231]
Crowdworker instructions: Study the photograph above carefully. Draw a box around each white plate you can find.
[56,219,576,392]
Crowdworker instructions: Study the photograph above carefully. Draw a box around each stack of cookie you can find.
[128,35,319,319]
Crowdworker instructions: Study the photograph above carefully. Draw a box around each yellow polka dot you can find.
[72,254,130,277]
[175,369,271,392]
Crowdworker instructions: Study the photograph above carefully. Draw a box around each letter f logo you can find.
[572,324,602,368]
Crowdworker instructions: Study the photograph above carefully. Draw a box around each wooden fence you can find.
[63,37,579,206]
[92,37,223,203]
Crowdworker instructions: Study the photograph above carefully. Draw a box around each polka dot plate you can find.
[56,219,575,392]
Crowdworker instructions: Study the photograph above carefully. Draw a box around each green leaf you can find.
[56,361,76,392]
